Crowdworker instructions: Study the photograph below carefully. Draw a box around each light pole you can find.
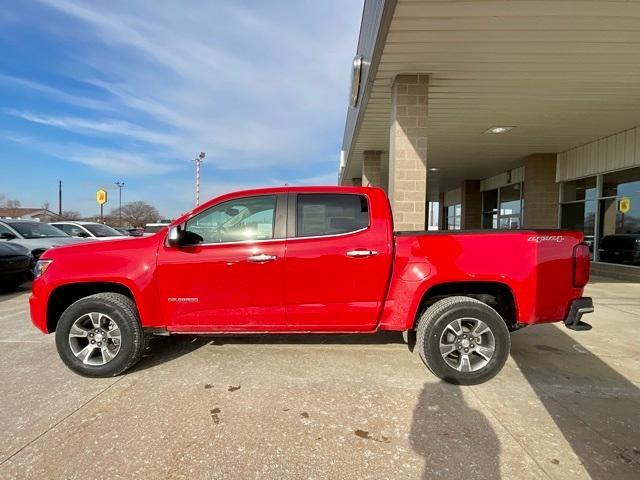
[193,152,206,206]
[58,180,62,216]
[115,181,125,226]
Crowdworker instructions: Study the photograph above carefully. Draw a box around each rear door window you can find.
[296,194,369,237]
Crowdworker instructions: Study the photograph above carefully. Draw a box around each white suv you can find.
[50,222,126,241]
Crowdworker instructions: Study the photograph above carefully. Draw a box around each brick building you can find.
[339,0,640,280]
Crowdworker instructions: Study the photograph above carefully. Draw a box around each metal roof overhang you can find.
[340,0,640,191]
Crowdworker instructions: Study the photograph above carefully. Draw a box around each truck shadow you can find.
[132,331,405,372]
[409,382,501,479]
[510,326,640,478]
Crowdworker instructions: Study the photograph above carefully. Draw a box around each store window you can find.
[560,167,640,267]
[444,204,461,230]
[597,167,640,266]
[499,184,522,229]
[560,177,597,254]
[482,189,498,229]
[482,184,522,229]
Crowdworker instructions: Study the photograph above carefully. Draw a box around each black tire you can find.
[415,296,510,385]
[55,292,144,378]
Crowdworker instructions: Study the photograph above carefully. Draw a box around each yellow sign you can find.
[619,197,631,214]
[96,189,108,205]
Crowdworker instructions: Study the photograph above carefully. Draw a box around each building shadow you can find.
[511,327,640,478]
[588,275,638,285]
[410,382,501,479]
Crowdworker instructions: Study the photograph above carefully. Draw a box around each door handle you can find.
[247,254,277,262]
[346,249,378,258]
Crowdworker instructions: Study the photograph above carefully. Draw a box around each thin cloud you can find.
[6,109,179,147]
[34,0,360,167]
[2,131,179,176]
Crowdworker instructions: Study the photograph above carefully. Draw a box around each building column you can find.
[438,191,446,229]
[362,150,382,188]
[461,180,482,229]
[389,74,429,231]
[523,153,559,228]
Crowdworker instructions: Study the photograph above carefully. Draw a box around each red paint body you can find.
[30,186,588,335]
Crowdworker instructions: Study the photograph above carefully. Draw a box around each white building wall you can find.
[557,125,640,181]
[480,166,525,192]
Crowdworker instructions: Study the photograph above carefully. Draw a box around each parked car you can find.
[143,223,170,234]
[0,219,87,260]
[0,242,33,290]
[598,234,640,266]
[50,221,126,241]
[113,227,143,237]
[30,186,593,384]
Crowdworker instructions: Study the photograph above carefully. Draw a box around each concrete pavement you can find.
[0,278,639,479]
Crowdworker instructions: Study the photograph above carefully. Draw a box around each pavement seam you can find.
[0,377,124,467]
[0,311,27,320]
[467,386,555,480]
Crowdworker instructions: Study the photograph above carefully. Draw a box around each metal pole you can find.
[194,152,206,206]
[115,181,125,226]
[58,180,62,216]
[100,204,104,224]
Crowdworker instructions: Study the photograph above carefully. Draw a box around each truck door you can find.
[284,192,391,330]
[156,194,287,331]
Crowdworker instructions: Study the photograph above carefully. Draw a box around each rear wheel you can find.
[416,296,510,385]
[55,293,144,377]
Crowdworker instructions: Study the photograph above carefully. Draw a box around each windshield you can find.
[84,224,124,237]
[7,221,70,239]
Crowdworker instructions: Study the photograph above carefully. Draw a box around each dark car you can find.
[114,227,144,237]
[598,234,640,266]
[0,242,33,291]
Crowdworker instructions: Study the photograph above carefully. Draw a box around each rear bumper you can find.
[563,297,594,331]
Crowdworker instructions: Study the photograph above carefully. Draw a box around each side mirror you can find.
[76,232,91,238]
[0,232,17,240]
[167,226,183,247]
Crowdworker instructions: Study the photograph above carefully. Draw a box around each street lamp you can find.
[115,181,125,226]
[193,152,206,206]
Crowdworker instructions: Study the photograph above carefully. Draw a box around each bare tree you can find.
[1,198,22,217]
[111,201,160,227]
[61,210,82,220]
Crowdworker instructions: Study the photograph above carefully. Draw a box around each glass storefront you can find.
[561,167,640,266]
[560,177,597,253]
[444,204,461,230]
[482,183,522,229]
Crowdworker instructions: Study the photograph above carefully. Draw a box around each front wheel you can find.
[416,296,510,385]
[55,292,144,377]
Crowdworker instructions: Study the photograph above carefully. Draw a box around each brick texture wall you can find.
[362,150,382,188]
[523,153,559,228]
[389,74,429,231]
[461,180,482,229]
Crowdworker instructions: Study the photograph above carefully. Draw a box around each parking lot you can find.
[0,279,638,480]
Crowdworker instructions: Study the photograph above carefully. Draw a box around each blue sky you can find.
[0,0,362,217]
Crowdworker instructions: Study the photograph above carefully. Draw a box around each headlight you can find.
[34,259,53,278]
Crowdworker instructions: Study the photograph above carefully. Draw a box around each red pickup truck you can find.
[30,186,593,384]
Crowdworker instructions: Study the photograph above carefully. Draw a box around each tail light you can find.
[572,243,590,288]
